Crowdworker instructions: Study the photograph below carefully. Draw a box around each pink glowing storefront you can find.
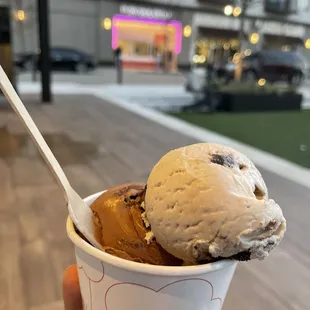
[111,13,182,71]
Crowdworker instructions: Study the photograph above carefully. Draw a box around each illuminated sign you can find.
[120,4,173,20]
[112,15,182,54]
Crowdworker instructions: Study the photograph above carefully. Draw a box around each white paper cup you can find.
[67,192,237,310]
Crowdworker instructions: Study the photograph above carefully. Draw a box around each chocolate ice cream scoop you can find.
[90,183,182,266]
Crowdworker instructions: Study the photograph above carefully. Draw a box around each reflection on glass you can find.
[194,39,239,64]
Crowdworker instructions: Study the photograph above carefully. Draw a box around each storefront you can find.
[191,13,248,65]
[194,28,239,64]
[258,21,305,51]
[11,0,310,70]
[190,12,306,65]
[103,3,183,71]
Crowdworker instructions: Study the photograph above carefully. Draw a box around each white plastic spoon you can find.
[0,66,101,249]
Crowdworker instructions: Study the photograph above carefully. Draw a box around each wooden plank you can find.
[16,184,72,308]
[224,264,289,310]
[90,153,143,186]
[63,164,111,198]
[5,112,26,134]
[30,300,64,310]
[0,94,309,310]
[0,160,15,213]
[246,249,310,309]
[21,239,59,308]
[49,239,76,299]
[15,185,66,241]
[11,157,55,187]
[0,212,26,310]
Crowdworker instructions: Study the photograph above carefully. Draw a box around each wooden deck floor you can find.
[0,94,309,310]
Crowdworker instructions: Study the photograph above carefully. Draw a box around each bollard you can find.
[116,58,123,84]
[31,53,37,82]
[114,46,123,84]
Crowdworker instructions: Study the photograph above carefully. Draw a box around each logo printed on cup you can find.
[104,278,222,310]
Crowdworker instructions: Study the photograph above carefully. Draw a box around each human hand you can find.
[63,265,83,310]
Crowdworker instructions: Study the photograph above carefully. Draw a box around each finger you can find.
[63,265,83,310]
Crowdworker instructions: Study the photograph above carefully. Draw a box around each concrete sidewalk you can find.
[0,94,309,310]
[17,67,187,86]
[17,68,310,111]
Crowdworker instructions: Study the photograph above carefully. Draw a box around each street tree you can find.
[234,0,263,80]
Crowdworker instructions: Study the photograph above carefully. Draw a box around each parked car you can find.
[185,49,309,92]
[15,47,96,72]
[38,47,96,72]
[241,50,308,86]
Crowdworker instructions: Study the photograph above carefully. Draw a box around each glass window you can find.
[298,0,309,10]
[134,42,148,56]
[265,0,288,12]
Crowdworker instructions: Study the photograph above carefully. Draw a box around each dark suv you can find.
[242,50,308,86]
[38,47,95,72]
[16,47,96,72]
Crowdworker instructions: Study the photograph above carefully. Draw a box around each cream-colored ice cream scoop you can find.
[145,143,286,264]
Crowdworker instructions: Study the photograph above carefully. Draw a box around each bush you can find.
[206,81,297,94]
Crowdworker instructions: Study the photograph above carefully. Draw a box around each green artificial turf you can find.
[170,110,310,168]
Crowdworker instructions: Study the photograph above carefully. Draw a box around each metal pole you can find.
[32,3,37,82]
[95,0,101,64]
[31,51,37,82]
[235,0,248,81]
[37,0,52,102]
[116,57,123,84]
[238,2,247,55]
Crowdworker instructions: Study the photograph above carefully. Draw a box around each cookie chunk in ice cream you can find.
[145,143,286,264]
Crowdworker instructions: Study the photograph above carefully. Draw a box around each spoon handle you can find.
[0,66,71,199]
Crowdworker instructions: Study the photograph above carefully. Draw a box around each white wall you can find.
[50,13,97,55]
[11,0,98,55]
[49,0,97,55]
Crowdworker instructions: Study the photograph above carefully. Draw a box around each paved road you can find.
[18,69,310,111]
[108,84,310,111]
[18,69,195,111]
[0,94,309,310]
[17,68,187,86]
[97,85,195,112]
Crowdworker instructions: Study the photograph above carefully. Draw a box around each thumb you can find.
[63,265,83,310]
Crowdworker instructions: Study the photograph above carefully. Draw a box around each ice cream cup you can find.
[66,191,237,310]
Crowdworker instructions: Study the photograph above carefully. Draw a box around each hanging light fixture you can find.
[101,18,112,30]
[224,5,233,16]
[233,7,242,17]
[183,25,192,38]
[249,32,260,44]
[16,10,26,21]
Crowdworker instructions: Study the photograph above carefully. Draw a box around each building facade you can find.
[2,0,310,70]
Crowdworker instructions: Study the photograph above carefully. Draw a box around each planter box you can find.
[217,92,302,112]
